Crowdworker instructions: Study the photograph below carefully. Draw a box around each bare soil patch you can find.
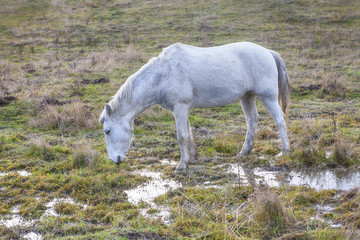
[0,96,17,107]
[81,77,110,85]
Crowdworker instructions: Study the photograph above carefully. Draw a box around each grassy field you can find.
[1,0,360,239]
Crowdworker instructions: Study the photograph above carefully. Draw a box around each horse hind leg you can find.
[259,95,290,154]
[238,92,259,158]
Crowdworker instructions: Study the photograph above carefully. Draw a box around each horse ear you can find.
[99,116,104,124]
[105,104,112,116]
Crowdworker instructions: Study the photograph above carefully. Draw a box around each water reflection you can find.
[125,170,182,204]
[229,164,360,191]
[288,170,360,191]
[0,170,32,177]
[125,169,182,224]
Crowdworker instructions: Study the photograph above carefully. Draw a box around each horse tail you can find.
[270,50,291,126]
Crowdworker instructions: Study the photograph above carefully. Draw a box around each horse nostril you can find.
[119,155,126,163]
[116,156,121,164]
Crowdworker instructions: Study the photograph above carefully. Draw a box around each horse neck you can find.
[121,67,162,119]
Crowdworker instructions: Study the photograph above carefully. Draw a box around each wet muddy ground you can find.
[3,161,360,239]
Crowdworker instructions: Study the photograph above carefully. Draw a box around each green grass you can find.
[0,0,360,238]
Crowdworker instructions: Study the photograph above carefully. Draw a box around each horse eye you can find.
[105,129,111,135]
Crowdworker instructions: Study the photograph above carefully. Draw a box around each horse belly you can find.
[191,83,245,108]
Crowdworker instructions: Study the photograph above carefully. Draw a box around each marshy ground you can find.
[0,0,360,239]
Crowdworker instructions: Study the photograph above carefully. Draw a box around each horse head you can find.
[99,104,134,164]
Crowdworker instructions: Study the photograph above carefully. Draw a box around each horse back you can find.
[159,42,278,108]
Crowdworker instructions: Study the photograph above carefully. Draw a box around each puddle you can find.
[160,159,178,166]
[23,232,42,240]
[0,206,34,228]
[125,169,182,224]
[43,197,77,217]
[125,170,182,204]
[0,197,84,239]
[313,203,342,228]
[0,170,32,177]
[140,205,174,225]
[229,164,360,191]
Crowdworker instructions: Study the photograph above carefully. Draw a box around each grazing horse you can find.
[99,42,290,172]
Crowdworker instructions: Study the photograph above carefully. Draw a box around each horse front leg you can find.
[174,103,191,172]
[187,120,198,164]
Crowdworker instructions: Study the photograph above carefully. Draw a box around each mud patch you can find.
[81,77,110,84]
[41,97,71,106]
[299,84,322,91]
[123,231,168,240]
[22,63,36,74]
[0,96,17,106]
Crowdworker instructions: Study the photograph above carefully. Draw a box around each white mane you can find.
[107,55,163,114]
[108,78,133,112]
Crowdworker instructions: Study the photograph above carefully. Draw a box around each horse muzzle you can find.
[115,154,126,165]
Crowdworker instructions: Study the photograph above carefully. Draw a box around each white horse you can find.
[99,42,290,172]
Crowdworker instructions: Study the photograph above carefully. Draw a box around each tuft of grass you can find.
[291,192,316,207]
[54,202,78,215]
[212,132,241,155]
[71,142,100,169]
[123,43,142,62]
[317,73,349,100]
[257,126,278,141]
[19,198,46,218]
[81,204,116,224]
[249,188,298,239]
[29,101,97,134]
[38,216,103,238]
[0,202,10,214]
[27,137,58,161]
[0,132,21,153]
[289,118,328,166]
[329,138,358,167]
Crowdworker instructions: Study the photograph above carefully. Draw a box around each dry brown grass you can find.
[30,100,97,134]
[71,141,99,169]
[331,138,357,167]
[69,49,123,75]
[123,43,142,62]
[27,136,59,161]
[248,187,298,238]
[317,73,349,100]
[0,58,24,98]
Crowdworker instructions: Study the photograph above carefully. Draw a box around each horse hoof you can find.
[188,158,197,165]
[278,149,290,157]
[175,165,186,172]
[236,153,245,160]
